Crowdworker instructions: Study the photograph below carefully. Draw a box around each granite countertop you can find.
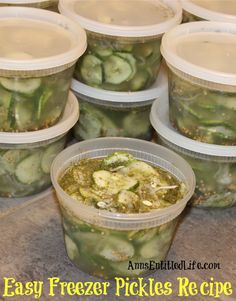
[0,191,235,301]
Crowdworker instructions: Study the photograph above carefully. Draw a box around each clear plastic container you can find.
[71,66,168,141]
[59,0,182,92]
[181,0,236,23]
[150,98,236,209]
[161,21,236,145]
[51,138,195,278]
[0,7,86,132]
[0,0,58,11]
[0,91,79,198]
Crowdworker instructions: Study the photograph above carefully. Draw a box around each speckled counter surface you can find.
[0,192,235,301]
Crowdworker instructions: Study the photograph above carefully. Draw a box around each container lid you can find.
[59,0,182,37]
[0,91,79,144]
[0,7,87,73]
[161,21,236,86]
[150,98,236,158]
[51,137,195,230]
[71,65,168,106]
[181,0,236,23]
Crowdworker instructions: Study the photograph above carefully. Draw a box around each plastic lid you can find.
[51,138,195,230]
[161,21,236,86]
[150,98,236,158]
[71,65,168,106]
[0,7,87,72]
[0,91,79,144]
[59,0,182,37]
[181,0,236,23]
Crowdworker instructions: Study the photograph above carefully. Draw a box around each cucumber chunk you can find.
[128,228,157,244]
[36,88,53,120]
[14,98,34,130]
[93,170,138,194]
[102,152,135,170]
[104,55,132,84]
[139,235,170,259]
[115,52,136,81]
[123,110,150,137]
[15,151,43,184]
[41,140,65,173]
[130,69,150,91]
[0,87,11,108]
[80,54,103,85]
[2,150,30,173]
[65,235,79,260]
[99,236,134,262]
[0,77,41,95]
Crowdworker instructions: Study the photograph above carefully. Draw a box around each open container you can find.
[51,137,195,278]
[181,0,236,23]
[0,0,58,11]
[71,66,168,141]
[0,7,86,132]
[161,21,236,145]
[59,0,182,92]
[0,91,78,198]
[150,99,236,209]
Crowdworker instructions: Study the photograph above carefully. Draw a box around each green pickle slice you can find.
[59,152,186,278]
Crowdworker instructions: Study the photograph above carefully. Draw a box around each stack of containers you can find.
[59,0,182,140]
[151,21,236,208]
[0,0,59,10]
[0,7,87,197]
[181,0,236,23]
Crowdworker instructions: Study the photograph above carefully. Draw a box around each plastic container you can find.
[0,0,58,11]
[71,66,168,141]
[51,137,195,278]
[150,98,236,209]
[161,21,236,145]
[181,0,236,23]
[0,7,86,132]
[59,0,182,92]
[0,91,79,198]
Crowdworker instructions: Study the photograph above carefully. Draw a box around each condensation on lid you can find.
[161,21,236,85]
[182,0,236,22]
[73,0,174,26]
[59,0,182,37]
[0,7,87,72]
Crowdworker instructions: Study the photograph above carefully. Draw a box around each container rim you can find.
[71,66,168,104]
[59,0,182,37]
[0,7,87,71]
[51,137,196,230]
[0,91,79,144]
[150,98,236,157]
[181,0,236,23]
[161,21,236,86]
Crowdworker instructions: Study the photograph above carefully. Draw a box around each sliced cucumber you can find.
[98,236,134,262]
[2,150,30,173]
[93,170,138,194]
[65,235,79,260]
[0,77,41,95]
[139,235,169,259]
[102,152,135,170]
[77,109,103,140]
[94,47,113,58]
[79,187,102,201]
[115,52,136,81]
[130,69,150,91]
[0,87,11,108]
[14,98,34,130]
[15,151,43,184]
[123,161,157,177]
[123,110,150,137]
[41,140,65,173]
[36,88,53,120]
[117,190,139,207]
[104,55,132,84]
[128,228,157,244]
[80,54,103,85]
